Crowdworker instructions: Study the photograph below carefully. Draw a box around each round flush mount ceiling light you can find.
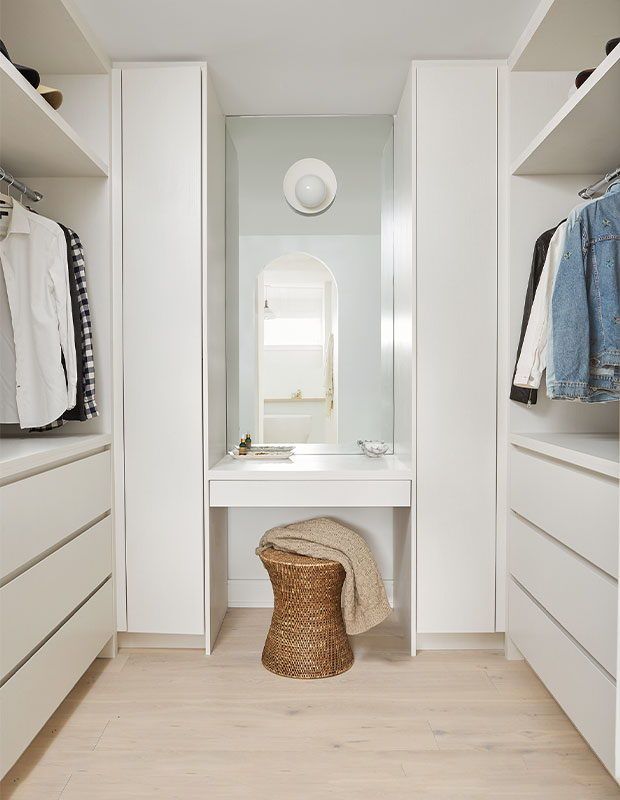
[295,174,326,208]
[283,158,337,215]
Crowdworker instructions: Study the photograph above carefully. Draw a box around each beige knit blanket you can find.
[256,517,391,635]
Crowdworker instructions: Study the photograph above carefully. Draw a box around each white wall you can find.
[227,115,391,235]
[263,349,324,398]
[227,507,395,607]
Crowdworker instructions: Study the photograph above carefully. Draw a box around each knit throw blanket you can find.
[256,517,391,635]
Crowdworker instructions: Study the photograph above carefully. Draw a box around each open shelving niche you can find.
[506,2,620,438]
[512,45,620,176]
[501,0,620,654]
[0,3,113,465]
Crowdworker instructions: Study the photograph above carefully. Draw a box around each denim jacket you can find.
[547,182,620,401]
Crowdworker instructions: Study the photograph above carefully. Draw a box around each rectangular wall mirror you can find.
[226,115,394,454]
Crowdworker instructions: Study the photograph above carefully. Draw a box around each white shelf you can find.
[0,0,109,75]
[510,0,620,72]
[511,433,619,479]
[512,46,620,175]
[208,454,413,481]
[0,56,109,178]
[0,433,111,482]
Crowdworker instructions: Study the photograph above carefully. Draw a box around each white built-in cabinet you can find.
[504,0,620,779]
[0,0,115,776]
[116,60,506,648]
[414,62,500,634]
[121,65,205,635]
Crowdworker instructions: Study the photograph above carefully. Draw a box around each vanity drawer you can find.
[209,479,411,507]
[509,579,615,772]
[510,446,618,577]
[510,514,617,676]
[0,516,112,680]
[1,450,111,581]
[0,579,113,777]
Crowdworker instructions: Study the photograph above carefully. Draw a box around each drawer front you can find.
[509,579,615,772]
[0,579,113,777]
[1,450,111,581]
[209,480,411,508]
[0,517,112,680]
[510,446,618,576]
[510,514,617,676]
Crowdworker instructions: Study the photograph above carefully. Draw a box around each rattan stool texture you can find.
[259,548,354,679]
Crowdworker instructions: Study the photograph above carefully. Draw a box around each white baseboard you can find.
[416,632,505,650]
[227,578,394,608]
[118,632,206,649]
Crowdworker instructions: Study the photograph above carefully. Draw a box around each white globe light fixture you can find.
[295,174,327,209]
[283,158,337,215]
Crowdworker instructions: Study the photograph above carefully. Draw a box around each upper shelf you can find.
[511,46,620,175]
[0,0,109,75]
[0,56,108,178]
[509,0,620,71]
[511,433,619,479]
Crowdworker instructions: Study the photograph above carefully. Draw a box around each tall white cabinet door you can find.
[416,65,498,633]
[122,66,204,634]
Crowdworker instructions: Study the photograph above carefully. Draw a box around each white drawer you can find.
[209,479,411,507]
[510,446,618,577]
[1,450,111,581]
[0,579,113,777]
[510,514,617,676]
[509,579,615,772]
[0,517,112,680]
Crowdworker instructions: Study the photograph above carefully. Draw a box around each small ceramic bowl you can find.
[358,440,389,458]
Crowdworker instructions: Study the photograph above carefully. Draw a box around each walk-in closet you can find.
[0,1,619,797]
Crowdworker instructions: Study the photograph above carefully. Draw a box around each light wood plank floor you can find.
[2,608,619,799]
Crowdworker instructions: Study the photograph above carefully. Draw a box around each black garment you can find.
[510,222,564,405]
[59,223,86,419]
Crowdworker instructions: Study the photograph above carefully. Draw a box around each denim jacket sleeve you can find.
[547,217,591,398]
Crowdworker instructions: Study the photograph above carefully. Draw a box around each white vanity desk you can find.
[205,454,415,655]
[208,454,413,507]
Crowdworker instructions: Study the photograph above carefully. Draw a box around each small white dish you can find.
[358,440,389,458]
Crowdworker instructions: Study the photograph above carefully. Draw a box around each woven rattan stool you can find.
[259,548,354,679]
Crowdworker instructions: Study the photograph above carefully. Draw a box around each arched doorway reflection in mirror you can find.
[256,253,337,444]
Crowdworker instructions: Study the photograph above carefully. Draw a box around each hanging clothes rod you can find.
[0,166,43,203]
[578,167,620,200]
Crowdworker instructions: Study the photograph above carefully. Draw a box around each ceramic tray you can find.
[229,445,295,461]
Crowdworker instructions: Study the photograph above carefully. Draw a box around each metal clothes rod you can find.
[579,167,620,200]
[0,166,43,203]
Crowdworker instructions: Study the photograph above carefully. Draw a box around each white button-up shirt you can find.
[0,200,77,428]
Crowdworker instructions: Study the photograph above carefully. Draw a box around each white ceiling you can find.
[74,0,539,115]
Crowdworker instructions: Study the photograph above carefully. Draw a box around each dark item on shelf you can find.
[606,37,620,56]
[575,68,595,89]
[0,40,40,89]
[259,548,354,679]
